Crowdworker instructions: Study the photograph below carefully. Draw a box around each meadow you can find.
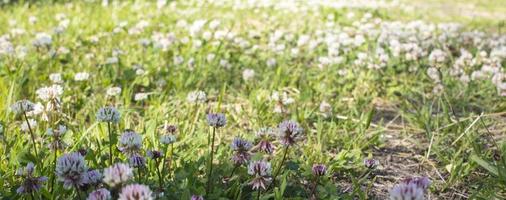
[0,0,505,199]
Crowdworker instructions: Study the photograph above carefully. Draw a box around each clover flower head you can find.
[16,162,48,194]
[103,163,133,188]
[118,129,142,155]
[160,134,176,145]
[87,188,111,200]
[248,161,272,191]
[96,106,121,124]
[11,100,35,114]
[36,84,63,101]
[389,177,431,200]
[146,150,163,160]
[312,164,327,177]
[364,158,379,169]
[191,195,204,200]
[84,169,102,186]
[278,120,303,146]
[55,152,88,189]
[129,154,146,168]
[118,184,153,200]
[187,90,206,103]
[206,113,226,127]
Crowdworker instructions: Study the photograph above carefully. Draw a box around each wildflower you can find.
[231,137,253,165]
[134,93,149,101]
[191,195,204,200]
[319,101,332,116]
[36,84,63,101]
[84,170,102,186]
[146,150,163,160]
[278,120,303,146]
[187,90,206,103]
[33,32,52,47]
[389,177,431,200]
[96,106,121,124]
[11,100,35,114]
[248,161,272,190]
[129,154,146,168]
[255,128,275,154]
[364,159,379,169]
[74,72,90,81]
[49,73,63,83]
[106,87,122,96]
[312,164,327,177]
[47,125,68,151]
[55,152,88,189]
[118,184,153,200]
[118,130,142,155]
[160,134,176,145]
[87,188,111,200]
[161,124,177,134]
[206,113,226,127]
[103,163,133,188]
[21,118,37,132]
[242,69,255,81]
[16,163,48,194]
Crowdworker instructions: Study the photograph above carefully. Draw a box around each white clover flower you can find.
[103,163,133,188]
[106,87,122,96]
[266,58,276,67]
[21,118,37,132]
[186,90,206,103]
[32,32,52,47]
[242,69,255,81]
[36,85,63,102]
[118,184,153,200]
[134,93,149,101]
[49,73,63,84]
[105,57,119,64]
[96,106,121,124]
[74,72,90,81]
[428,49,447,64]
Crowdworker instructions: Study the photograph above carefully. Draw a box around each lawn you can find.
[0,0,505,199]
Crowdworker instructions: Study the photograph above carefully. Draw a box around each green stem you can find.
[268,146,289,190]
[107,122,113,166]
[23,112,38,158]
[206,127,217,196]
[155,159,164,191]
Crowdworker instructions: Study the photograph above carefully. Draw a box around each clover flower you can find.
[103,163,133,188]
[47,125,67,151]
[312,164,327,177]
[248,161,272,190]
[16,162,47,194]
[191,195,204,200]
[11,100,35,114]
[364,159,379,169]
[74,72,90,81]
[147,150,163,160]
[106,87,122,96]
[186,90,206,103]
[389,177,431,200]
[36,84,63,102]
[118,129,142,156]
[96,106,121,124]
[278,120,303,146]
[118,184,153,200]
[87,188,111,200]
[160,134,176,145]
[84,169,102,186]
[231,137,253,165]
[129,154,146,168]
[206,113,226,127]
[255,128,276,154]
[55,152,88,189]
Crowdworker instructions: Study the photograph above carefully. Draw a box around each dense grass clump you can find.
[0,0,505,199]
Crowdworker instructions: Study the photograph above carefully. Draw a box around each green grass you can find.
[0,0,505,199]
